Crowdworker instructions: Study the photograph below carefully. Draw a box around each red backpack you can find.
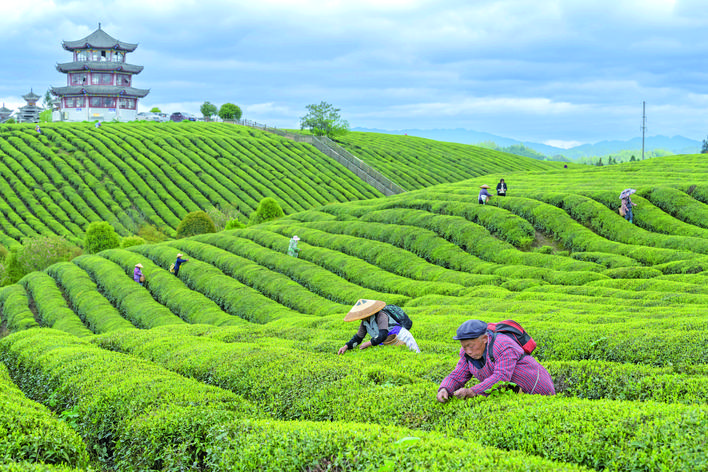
[486,320,536,362]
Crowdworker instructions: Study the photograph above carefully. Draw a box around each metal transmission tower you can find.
[641,101,647,160]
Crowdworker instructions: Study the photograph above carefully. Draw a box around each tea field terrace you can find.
[333,130,564,190]
[0,121,382,246]
[0,153,707,470]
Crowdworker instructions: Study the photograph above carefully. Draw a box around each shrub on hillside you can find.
[249,198,285,225]
[121,236,147,249]
[84,221,121,254]
[206,205,245,231]
[176,211,217,238]
[1,236,82,286]
[138,224,168,243]
[225,219,245,230]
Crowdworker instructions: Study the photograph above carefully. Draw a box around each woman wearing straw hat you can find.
[173,253,189,276]
[133,263,145,286]
[337,299,420,355]
[287,235,301,257]
[478,184,492,204]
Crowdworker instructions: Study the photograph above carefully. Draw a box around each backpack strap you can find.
[487,331,527,364]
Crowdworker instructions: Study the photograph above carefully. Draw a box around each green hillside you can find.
[334,130,563,190]
[0,122,382,245]
[0,153,707,470]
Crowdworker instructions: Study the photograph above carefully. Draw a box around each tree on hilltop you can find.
[200,101,218,121]
[701,136,708,153]
[218,103,242,121]
[150,107,161,113]
[300,101,350,139]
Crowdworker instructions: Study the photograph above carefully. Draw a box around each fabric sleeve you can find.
[439,349,473,393]
[470,343,520,396]
[370,328,389,346]
[346,321,367,348]
[369,311,390,345]
[346,334,364,349]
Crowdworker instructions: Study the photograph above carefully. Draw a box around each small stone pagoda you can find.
[51,24,149,122]
[17,90,43,123]
[0,103,12,123]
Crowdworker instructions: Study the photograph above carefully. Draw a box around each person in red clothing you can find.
[436,319,555,402]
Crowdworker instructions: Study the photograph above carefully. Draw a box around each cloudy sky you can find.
[1,0,707,147]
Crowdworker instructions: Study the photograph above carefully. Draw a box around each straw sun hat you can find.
[344,299,386,322]
[135,263,143,268]
[292,235,300,241]
[177,253,183,258]
[480,184,490,189]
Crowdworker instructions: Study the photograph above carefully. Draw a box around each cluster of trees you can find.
[200,102,242,121]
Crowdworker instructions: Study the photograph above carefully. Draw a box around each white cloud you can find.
[544,140,584,149]
[1,0,707,142]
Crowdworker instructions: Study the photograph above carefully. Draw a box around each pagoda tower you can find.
[0,103,12,123]
[51,24,149,122]
[17,90,43,123]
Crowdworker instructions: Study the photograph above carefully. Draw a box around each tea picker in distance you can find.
[436,319,555,402]
[619,188,637,224]
[478,184,492,204]
[287,235,300,257]
[496,179,507,197]
[134,263,145,286]
[171,253,189,276]
[337,299,420,354]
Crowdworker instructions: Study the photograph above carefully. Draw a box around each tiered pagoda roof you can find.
[51,85,150,98]
[56,62,144,73]
[62,25,137,52]
[23,90,40,102]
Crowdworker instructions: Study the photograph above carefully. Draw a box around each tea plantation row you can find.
[0,148,707,470]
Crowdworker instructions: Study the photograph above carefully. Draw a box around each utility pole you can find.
[641,101,647,160]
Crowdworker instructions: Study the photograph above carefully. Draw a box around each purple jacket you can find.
[133,267,143,282]
[440,332,555,396]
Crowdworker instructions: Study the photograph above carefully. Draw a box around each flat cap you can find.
[453,319,488,340]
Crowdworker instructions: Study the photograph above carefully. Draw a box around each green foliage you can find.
[200,101,218,120]
[299,101,350,138]
[206,204,244,231]
[0,362,89,468]
[0,328,258,470]
[3,118,15,124]
[225,218,245,230]
[1,236,81,286]
[39,109,52,123]
[149,107,161,113]
[83,221,120,254]
[249,197,285,225]
[121,235,146,248]
[336,131,560,191]
[137,224,168,243]
[20,271,93,337]
[176,210,217,238]
[218,103,242,121]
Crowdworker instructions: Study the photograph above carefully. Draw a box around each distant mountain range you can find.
[352,127,702,159]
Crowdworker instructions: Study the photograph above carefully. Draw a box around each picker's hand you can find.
[359,341,372,350]
[436,388,450,403]
[453,388,477,399]
[337,345,349,355]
